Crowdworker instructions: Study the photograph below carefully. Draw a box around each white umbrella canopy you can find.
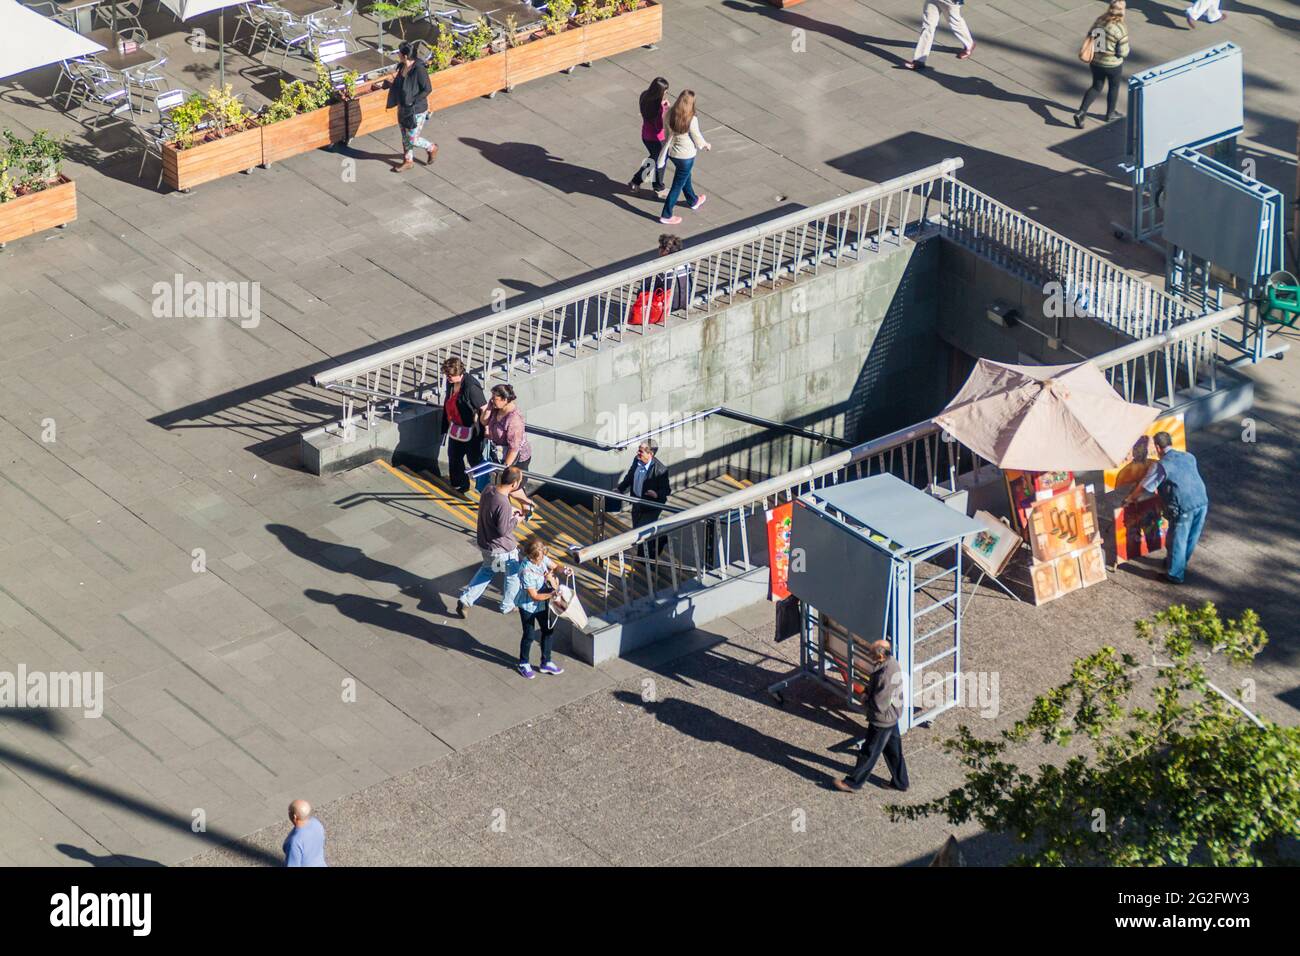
[932,359,1161,471]
[0,0,106,80]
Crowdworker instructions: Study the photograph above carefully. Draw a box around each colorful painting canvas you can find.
[1026,486,1100,563]
[1054,554,1082,595]
[1079,544,1107,586]
[1104,414,1186,492]
[963,510,1021,578]
[1112,496,1170,562]
[1005,470,1076,531]
[1030,561,1060,605]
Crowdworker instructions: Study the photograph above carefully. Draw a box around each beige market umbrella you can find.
[932,359,1159,470]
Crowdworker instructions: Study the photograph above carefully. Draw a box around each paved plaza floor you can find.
[0,0,1297,865]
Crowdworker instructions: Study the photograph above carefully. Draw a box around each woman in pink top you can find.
[628,76,670,199]
[481,383,534,473]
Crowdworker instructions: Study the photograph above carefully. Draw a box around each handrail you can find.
[469,461,686,512]
[527,406,852,452]
[312,158,964,389]
[575,303,1244,563]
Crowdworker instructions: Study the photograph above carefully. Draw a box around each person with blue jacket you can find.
[1122,431,1208,584]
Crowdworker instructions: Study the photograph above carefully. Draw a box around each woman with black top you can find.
[384,42,437,172]
[441,357,487,495]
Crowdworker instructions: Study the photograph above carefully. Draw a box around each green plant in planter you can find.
[0,129,66,198]
[429,23,456,71]
[457,17,494,60]
[575,0,596,24]
[205,85,255,138]
[0,170,15,204]
[339,70,359,100]
[170,95,208,149]
[503,13,523,46]
[597,0,620,17]
[543,0,575,34]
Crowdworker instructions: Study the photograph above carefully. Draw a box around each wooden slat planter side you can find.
[429,54,507,111]
[0,177,77,246]
[162,126,263,191]
[261,101,349,166]
[347,82,398,140]
[505,26,586,87]
[582,3,662,62]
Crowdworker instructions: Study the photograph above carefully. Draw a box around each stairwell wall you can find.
[512,236,947,491]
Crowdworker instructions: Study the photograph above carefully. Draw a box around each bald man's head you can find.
[289,799,313,825]
[869,640,892,662]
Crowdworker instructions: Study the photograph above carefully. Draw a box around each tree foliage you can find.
[888,602,1299,865]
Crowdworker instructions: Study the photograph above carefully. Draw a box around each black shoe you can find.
[891,780,910,792]
[1163,574,1183,585]
[1073,111,1085,129]
[455,599,467,617]
[1104,111,1120,122]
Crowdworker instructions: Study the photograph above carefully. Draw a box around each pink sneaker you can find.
[691,195,707,211]
[659,215,682,225]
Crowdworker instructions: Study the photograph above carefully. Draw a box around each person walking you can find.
[1121,431,1208,584]
[457,466,531,616]
[283,799,327,867]
[657,90,711,226]
[1073,1,1130,128]
[385,41,437,173]
[628,76,670,199]
[904,0,975,71]
[441,357,487,495]
[832,640,910,793]
[1185,0,1227,27]
[616,439,671,558]
[480,384,534,476]
[514,535,565,679]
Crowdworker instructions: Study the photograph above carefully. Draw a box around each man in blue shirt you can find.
[283,799,327,867]
[1122,431,1208,584]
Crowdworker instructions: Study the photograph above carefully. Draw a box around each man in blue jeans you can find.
[1122,431,1208,584]
[456,466,529,615]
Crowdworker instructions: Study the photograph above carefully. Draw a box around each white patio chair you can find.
[94,0,144,32]
[310,0,355,46]
[260,8,315,69]
[134,88,186,188]
[63,60,133,130]
[231,3,278,53]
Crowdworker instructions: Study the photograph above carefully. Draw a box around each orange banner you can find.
[766,502,793,601]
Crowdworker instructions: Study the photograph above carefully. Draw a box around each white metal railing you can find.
[943,179,1201,339]
[310,159,965,430]
[576,304,1243,613]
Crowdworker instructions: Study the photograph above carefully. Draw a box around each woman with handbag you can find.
[514,536,564,679]
[385,42,438,172]
[1073,1,1129,129]
[441,357,487,495]
[656,90,711,226]
[628,76,671,199]
[481,383,535,486]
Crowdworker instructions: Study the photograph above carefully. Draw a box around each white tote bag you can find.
[549,573,589,631]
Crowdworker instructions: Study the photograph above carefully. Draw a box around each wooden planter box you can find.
[506,25,586,88]
[347,80,399,141]
[346,55,507,141]
[429,54,507,111]
[162,125,263,191]
[261,101,349,166]
[582,2,662,63]
[0,176,77,247]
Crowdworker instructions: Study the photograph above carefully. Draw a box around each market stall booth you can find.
[766,473,983,733]
[933,358,1170,603]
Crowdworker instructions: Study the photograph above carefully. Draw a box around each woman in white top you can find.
[656,90,711,225]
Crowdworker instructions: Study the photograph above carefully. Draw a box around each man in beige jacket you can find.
[904,0,976,71]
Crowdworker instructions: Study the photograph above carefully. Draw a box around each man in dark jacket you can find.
[617,440,671,558]
[1122,431,1209,584]
[833,640,910,793]
[384,42,437,172]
